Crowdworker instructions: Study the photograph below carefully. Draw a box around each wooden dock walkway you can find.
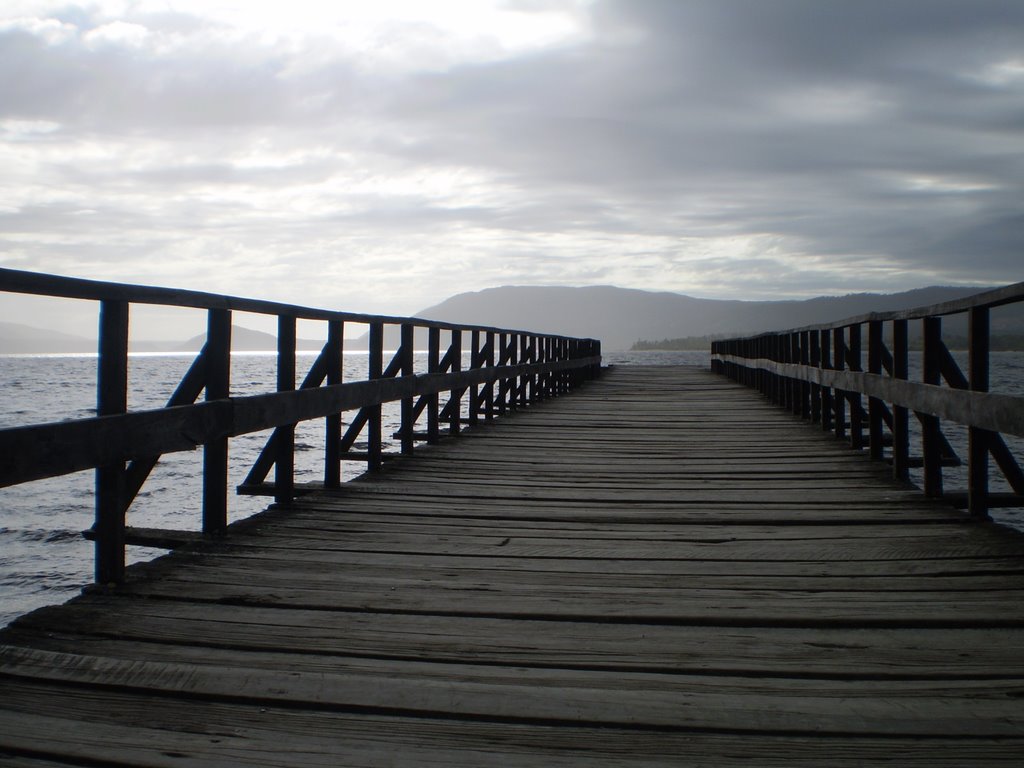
[3,365,1024,766]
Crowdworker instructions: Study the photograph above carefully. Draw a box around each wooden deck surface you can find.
[2,365,1024,766]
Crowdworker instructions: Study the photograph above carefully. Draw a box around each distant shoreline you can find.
[632,334,1024,352]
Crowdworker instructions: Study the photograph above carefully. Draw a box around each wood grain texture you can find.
[3,366,1024,766]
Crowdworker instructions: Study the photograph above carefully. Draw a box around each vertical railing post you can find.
[519,334,530,406]
[508,333,519,408]
[95,299,129,584]
[867,320,885,461]
[921,316,943,497]
[892,319,910,482]
[497,332,509,415]
[203,308,231,536]
[543,337,553,399]
[324,320,343,489]
[400,323,415,455]
[427,327,441,444]
[484,331,495,420]
[820,329,832,432]
[809,331,821,424]
[368,322,384,472]
[848,324,864,449]
[565,339,573,393]
[449,329,462,435]
[469,330,481,424]
[968,307,991,519]
[527,336,538,403]
[798,332,810,419]
[832,327,846,440]
[275,315,296,505]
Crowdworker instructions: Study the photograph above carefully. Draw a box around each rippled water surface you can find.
[0,349,1020,626]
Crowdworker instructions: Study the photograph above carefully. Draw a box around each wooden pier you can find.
[2,271,1024,765]
[3,365,1024,766]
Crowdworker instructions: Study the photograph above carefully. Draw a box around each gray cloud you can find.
[0,0,1021,334]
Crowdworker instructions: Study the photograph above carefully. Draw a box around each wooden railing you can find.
[0,268,601,583]
[711,283,1024,520]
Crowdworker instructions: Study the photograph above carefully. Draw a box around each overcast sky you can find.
[2,0,1022,335]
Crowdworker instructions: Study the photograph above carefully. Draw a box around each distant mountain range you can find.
[3,284,1020,354]
[412,284,1022,351]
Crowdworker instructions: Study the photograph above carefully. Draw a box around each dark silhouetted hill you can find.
[413,285,1017,351]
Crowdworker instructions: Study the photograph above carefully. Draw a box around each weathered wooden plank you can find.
[3,646,1023,737]
[4,365,1024,766]
[13,599,1024,677]
[4,685,1023,767]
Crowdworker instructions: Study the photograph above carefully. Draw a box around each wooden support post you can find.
[484,331,495,419]
[203,308,231,536]
[564,339,572,392]
[833,327,846,440]
[786,333,796,414]
[820,330,832,431]
[324,320,343,488]
[809,331,821,424]
[921,316,943,497]
[847,324,864,449]
[867,320,885,461]
[427,327,440,444]
[544,338,554,398]
[968,306,991,519]
[508,333,520,408]
[892,319,910,481]
[519,334,530,406]
[526,336,538,403]
[274,316,296,505]
[449,330,462,435]
[798,332,810,419]
[776,334,785,407]
[368,322,383,472]
[400,323,415,455]
[468,330,481,423]
[95,300,129,585]
[497,332,509,414]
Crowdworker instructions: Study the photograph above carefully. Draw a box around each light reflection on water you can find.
[0,349,1021,627]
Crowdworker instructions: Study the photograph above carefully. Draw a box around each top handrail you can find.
[0,267,595,343]
[742,281,1024,337]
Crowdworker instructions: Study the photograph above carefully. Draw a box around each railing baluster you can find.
[275,316,296,505]
[95,299,129,585]
[867,320,885,461]
[848,324,864,449]
[203,308,231,536]
[921,316,944,497]
[820,330,832,432]
[469,330,481,424]
[427,328,440,444]
[968,307,991,518]
[449,330,462,435]
[368,322,384,472]
[484,331,495,420]
[892,319,910,482]
[400,323,415,455]
[324,320,343,488]
[833,327,846,440]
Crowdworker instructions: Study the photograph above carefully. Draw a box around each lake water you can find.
[0,348,1020,627]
